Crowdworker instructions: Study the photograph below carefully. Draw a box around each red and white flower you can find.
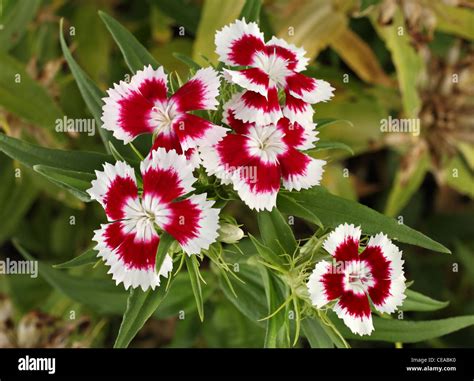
[215,18,335,126]
[307,224,407,336]
[200,94,325,211]
[87,149,220,291]
[102,65,227,167]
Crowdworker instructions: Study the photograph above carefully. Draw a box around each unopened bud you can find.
[217,223,244,244]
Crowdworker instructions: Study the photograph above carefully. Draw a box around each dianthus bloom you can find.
[102,65,227,167]
[87,149,220,291]
[307,224,406,335]
[201,95,325,211]
[215,18,334,126]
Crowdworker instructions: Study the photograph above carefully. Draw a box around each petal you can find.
[222,93,253,134]
[323,223,362,261]
[279,148,325,191]
[173,113,228,151]
[283,92,314,127]
[307,260,344,308]
[266,36,309,72]
[140,148,195,203]
[285,73,335,104]
[129,65,168,103]
[93,221,173,291]
[215,18,265,66]
[276,117,318,150]
[223,68,269,97]
[333,292,374,336]
[361,233,406,314]
[170,67,220,112]
[102,66,167,143]
[87,161,138,221]
[163,194,220,255]
[232,89,282,126]
[200,133,281,211]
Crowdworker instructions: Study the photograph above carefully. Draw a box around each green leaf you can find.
[185,255,205,321]
[249,235,286,269]
[401,289,449,312]
[60,18,118,154]
[99,11,159,73]
[0,0,41,52]
[309,140,354,155]
[315,118,353,130]
[432,2,474,40]
[0,133,112,172]
[114,284,172,348]
[257,209,297,256]
[260,267,289,348]
[331,313,474,343]
[385,148,430,217]
[277,187,451,254]
[239,0,261,22]
[442,154,474,198]
[155,232,174,273]
[172,52,202,70]
[275,193,322,228]
[33,165,94,202]
[0,52,63,130]
[301,317,336,348]
[192,0,245,65]
[0,163,38,245]
[54,248,98,269]
[372,9,423,118]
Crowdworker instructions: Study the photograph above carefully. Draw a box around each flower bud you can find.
[217,223,244,244]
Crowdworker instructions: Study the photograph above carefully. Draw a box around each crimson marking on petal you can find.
[117,90,155,139]
[104,177,138,220]
[360,246,391,306]
[104,221,158,271]
[171,68,220,112]
[173,113,227,151]
[142,167,186,204]
[224,68,269,96]
[229,34,266,65]
[163,198,201,246]
[152,131,184,154]
[233,89,282,125]
[334,291,374,335]
[277,118,306,148]
[138,78,167,103]
[266,36,309,72]
[283,92,314,126]
[285,72,316,100]
[334,238,360,262]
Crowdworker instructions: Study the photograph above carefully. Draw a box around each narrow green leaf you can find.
[277,187,451,254]
[310,140,354,155]
[114,284,172,348]
[249,235,286,269]
[238,0,262,22]
[0,0,41,52]
[0,52,63,130]
[33,165,94,202]
[99,11,159,73]
[155,232,174,273]
[301,317,334,348]
[54,248,98,269]
[331,313,474,343]
[172,52,202,70]
[276,194,322,228]
[401,289,449,312]
[185,255,205,321]
[315,118,353,130]
[0,133,112,172]
[260,267,289,348]
[258,209,297,256]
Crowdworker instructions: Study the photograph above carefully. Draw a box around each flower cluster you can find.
[86,18,406,336]
[201,19,334,211]
[307,224,407,336]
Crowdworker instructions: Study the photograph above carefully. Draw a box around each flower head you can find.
[102,65,227,168]
[201,94,325,211]
[307,224,406,336]
[87,149,220,291]
[215,18,335,126]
